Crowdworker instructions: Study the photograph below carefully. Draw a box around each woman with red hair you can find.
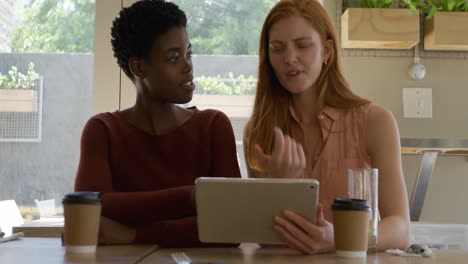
[244,0,410,254]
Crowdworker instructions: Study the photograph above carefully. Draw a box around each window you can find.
[0,0,95,220]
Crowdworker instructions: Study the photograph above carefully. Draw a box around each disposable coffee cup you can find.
[332,198,371,258]
[62,192,102,254]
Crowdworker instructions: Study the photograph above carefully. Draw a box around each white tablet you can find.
[195,177,319,244]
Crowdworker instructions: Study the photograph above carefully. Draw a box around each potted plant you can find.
[0,62,40,112]
[418,0,468,50]
[341,0,420,49]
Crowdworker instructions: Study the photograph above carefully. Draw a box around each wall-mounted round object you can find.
[409,63,426,80]
[409,45,426,81]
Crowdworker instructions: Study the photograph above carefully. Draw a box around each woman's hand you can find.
[254,127,306,178]
[99,216,136,245]
[273,204,334,254]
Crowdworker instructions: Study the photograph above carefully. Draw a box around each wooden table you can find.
[0,238,158,264]
[13,218,64,238]
[140,244,468,264]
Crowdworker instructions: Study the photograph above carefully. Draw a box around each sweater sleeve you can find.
[209,111,241,178]
[74,117,195,224]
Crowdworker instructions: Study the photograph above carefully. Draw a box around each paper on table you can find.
[386,245,433,258]
[386,249,422,257]
[0,232,24,243]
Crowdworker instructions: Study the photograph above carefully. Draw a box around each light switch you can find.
[403,88,432,118]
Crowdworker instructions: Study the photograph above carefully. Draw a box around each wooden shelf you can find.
[341,8,420,49]
[0,89,38,112]
[424,12,468,51]
[401,147,468,156]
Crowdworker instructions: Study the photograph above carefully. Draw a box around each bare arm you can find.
[365,105,411,250]
[243,124,305,179]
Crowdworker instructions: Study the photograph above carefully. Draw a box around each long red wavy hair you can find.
[244,0,370,172]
